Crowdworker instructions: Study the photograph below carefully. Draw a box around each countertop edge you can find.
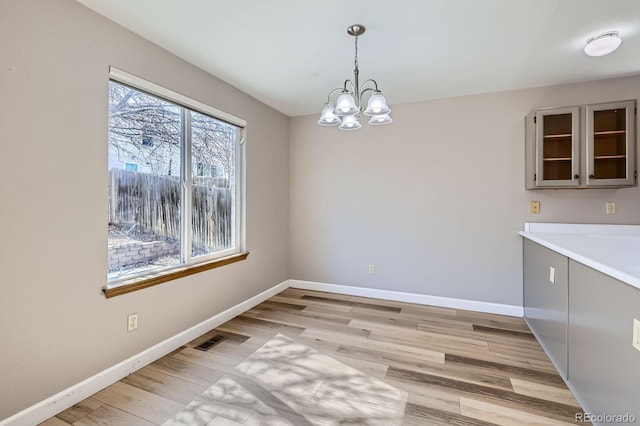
[523,222,640,235]
[519,231,640,290]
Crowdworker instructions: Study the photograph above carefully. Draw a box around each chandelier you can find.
[317,24,392,130]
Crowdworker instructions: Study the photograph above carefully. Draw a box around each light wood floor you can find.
[40,288,584,425]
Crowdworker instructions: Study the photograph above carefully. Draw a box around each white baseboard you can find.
[0,280,290,426]
[289,280,524,317]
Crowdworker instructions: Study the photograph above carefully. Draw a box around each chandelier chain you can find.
[354,35,359,70]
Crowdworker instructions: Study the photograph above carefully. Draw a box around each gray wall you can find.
[289,76,640,306]
[0,0,289,420]
[3,0,640,420]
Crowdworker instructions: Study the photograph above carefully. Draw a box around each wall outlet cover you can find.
[549,266,555,284]
[605,202,616,215]
[633,318,640,352]
[128,313,138,332]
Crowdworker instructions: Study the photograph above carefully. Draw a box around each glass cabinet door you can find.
[535,107,580,187]
[586,101,636,187]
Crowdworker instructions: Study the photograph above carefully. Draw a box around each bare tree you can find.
[109,82,181,175]
[191,111,236,182]
[108,81,236,180]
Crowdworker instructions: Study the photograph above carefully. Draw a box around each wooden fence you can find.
[109,168,232,253]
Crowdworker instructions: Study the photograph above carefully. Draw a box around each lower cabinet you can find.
[523,239,640,423]
[523,239,569,378]
[568,260,640,422]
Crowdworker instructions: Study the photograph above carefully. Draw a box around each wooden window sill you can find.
[103,252,249,298]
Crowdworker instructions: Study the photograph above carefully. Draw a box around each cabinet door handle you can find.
[574,174,579,179]
[589,174,594,179]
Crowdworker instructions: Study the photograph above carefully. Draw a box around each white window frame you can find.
[108,67,246,287]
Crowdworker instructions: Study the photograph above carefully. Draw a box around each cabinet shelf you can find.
[594,155,626,160]
[594,130,626,136]
[543,157,572,161]
[544,134,572,139]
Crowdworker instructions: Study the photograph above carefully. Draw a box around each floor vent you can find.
[195,335,227,351]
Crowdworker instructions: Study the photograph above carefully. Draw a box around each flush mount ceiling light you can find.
[317,24,392,130]
[584,31,622,57]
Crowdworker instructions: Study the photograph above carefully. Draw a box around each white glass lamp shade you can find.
[368,113,393,125]
[339,114,361,130]
[584,32,622,57]
[335,93,359,116]
[317,103,341,126]
[363,93,391,116]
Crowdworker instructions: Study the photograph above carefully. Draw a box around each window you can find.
[107,68,246,295]
[124,162,139,172]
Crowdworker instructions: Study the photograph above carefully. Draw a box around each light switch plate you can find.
[549,266,555,284]
[530,201,540,214]
[633,318,640,352]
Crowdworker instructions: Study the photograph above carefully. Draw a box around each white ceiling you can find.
[76,0,640,117]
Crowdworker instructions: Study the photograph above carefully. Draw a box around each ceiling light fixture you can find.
[584,31,622,57]
[317,24,392,130]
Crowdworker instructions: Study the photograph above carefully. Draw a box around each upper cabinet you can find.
[586,102,636,187]
[525,100,637,189]
[535,106,581,187]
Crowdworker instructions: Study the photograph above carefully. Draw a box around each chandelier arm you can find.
[343,80,356,94]
[360,79,380,93]
[359,87,376,100]
[326,88,344,104]
[358,87,378,111]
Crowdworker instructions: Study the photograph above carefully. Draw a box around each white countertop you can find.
[519,223,640,290]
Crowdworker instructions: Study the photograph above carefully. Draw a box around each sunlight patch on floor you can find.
[164,333,407,425]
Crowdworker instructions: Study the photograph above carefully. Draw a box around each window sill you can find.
[103,252,249,298]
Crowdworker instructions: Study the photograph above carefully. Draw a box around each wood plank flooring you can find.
[40,288,584,425]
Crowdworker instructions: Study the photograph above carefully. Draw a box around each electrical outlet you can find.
[605,202,616,215]
[530,201,540,214]
[549,266,555,284]
[127,313,138,332]
[633,318,640,352]
[368,264,375,275]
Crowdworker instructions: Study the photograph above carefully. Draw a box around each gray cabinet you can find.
[523,239,569,378]
[586,101,636,187]
[568,260,640,422]
[525,100,636,189]
[523,238,640,422]
[533,106,581,188]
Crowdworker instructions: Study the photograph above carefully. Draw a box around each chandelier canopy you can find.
[317,24,392,130]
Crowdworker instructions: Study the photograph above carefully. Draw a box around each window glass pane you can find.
[191,111,237,258]
[108,81,182,280]
[593,109,627,179]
